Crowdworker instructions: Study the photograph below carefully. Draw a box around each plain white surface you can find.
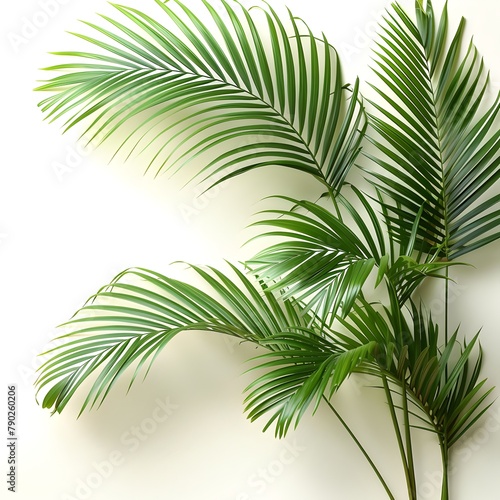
[1,1,499,499]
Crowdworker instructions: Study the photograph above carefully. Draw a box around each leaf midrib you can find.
[417,39,451,258]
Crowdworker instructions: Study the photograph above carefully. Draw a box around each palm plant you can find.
[35,0,499,498]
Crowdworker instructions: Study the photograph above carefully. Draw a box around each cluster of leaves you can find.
[35,0,499,498]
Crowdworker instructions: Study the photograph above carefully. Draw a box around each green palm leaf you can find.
[247,188,457,319]
[35,263,316,415]
[247,192,379,323]
[402,302,494,448]
[344,296,495,451]
[36,0,365,192]
[244,331,377,437]
[365,0,500,259]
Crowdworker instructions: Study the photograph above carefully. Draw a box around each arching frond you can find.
[36,0,365,192]
[247,192,379,323]
[244,331,377,437]
[247,188,457,318]
[35,263,316,415]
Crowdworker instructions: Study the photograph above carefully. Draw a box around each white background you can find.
[1,0,499,499]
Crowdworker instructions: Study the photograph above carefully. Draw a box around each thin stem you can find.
[444,266,450,381]
[322,396,395,500]
[381,375,416,500]
[327,185,343,220]
[439,434,449,500]
[441,250,451,499]
[401,384,417,497]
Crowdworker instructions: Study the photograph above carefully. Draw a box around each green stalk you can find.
[444,266,450,381]
[328,187,343,221]
[381,376,416,500]
[441,268,450,498]
[439,434,449,500]
[322,396,395,500]
[401,383,417,497]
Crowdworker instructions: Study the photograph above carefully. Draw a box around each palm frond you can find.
[324,292,494,451]
[247,188,460,318]
[35,263,315,415]
[401,302,495,447]
[244,331,377,437]
[36,0,365,192]
[365,0,500,259]
[247,193,379,324]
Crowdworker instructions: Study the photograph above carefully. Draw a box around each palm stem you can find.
[329,189,343,221]
[439,434,449,500]
[444,266,450,380]
[441,250,451,499]
[322,396,395,500]
[381,376,416,500]
[401,384,417,497]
